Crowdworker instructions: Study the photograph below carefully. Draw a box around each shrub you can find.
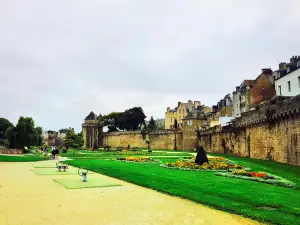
[62,147,68,153]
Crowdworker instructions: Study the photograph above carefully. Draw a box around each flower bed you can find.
[181,156,228,161]
[215,169,297,188]
[116,157,161,164]
[161,158,244,171]
[94,150,165,156]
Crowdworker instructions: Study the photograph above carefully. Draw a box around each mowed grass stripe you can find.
[67,156,300,225]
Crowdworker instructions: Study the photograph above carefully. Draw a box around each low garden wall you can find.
[0,149,24,155]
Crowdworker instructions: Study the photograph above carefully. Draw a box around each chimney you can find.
[279,62,286,70]
[290,56,297,64]
[261,68,272,74]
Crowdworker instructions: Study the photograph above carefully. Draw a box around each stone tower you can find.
[82,112,103,149]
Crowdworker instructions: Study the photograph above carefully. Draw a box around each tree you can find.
[59,128,73,134]
[5,117,42,149]
[99,107,146,132]
[0,118,13,142]
[99,112,122,132]
[64,130,84,149]
[122,107,146,131]
[174,119,178,129]
[148,116,156,131]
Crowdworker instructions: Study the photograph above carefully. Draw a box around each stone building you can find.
[249,68,275,110]
[274,56,300,97]
[182,109,207,150]
[82,112,103,149]
[42,130,69,146]
[206,94,233,126]
[165,100,201,129]
[155,118,165,129]
[232,80,255,117]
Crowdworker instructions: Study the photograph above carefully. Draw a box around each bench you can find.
[56,162,69,172]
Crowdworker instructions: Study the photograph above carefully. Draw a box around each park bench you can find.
[56,162,69,172]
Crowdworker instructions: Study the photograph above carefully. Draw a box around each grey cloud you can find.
[1,0,300,131]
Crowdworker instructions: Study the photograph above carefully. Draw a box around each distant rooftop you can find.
[85,111,97,120]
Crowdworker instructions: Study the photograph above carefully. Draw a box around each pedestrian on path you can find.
[55,148,60,161]
[51,146,56,160]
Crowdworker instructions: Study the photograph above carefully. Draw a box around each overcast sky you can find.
[1,0,300,132]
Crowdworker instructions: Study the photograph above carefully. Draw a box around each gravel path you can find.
[0,161,262,225]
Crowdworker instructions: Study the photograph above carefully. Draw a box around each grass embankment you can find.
[67,154,300,225]
[0,155,48,162]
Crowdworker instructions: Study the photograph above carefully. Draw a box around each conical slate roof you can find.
[85,111,97,120]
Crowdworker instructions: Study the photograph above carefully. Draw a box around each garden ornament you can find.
[78,167,88,182]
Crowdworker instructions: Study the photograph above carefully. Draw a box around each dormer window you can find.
[287,67,290,73]
[297,61,300,68]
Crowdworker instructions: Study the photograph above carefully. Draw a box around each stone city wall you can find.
[103,130,183,150]
[198,96,300,165]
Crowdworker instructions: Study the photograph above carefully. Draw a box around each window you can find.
[298,76,300,88]
[187,120,193,126]
[288,81,291,92]
[278,85,282,96]
[179,109,181,113]
[182,109,185,113]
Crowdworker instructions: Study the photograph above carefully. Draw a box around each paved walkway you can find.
[0,161,262,225]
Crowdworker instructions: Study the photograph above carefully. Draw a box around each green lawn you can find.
[60,149,192,158]
[0,155,48,162]
[66,154,300,225]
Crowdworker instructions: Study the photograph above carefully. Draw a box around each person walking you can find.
[43,146,48,156]
[55,147,59,161]
[51,146,56,160]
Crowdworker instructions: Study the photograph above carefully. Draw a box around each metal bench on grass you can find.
[56,162,69,172]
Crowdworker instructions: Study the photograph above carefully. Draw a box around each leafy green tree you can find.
[64,130,84,149]
[5,127,16,148]
[0,118,13,142]
[122,107,146,130]
[99,107,146,132]
[5,117,42,149]
[148,116,156,131]
[59,128,73,134]
[99,112,121,132]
